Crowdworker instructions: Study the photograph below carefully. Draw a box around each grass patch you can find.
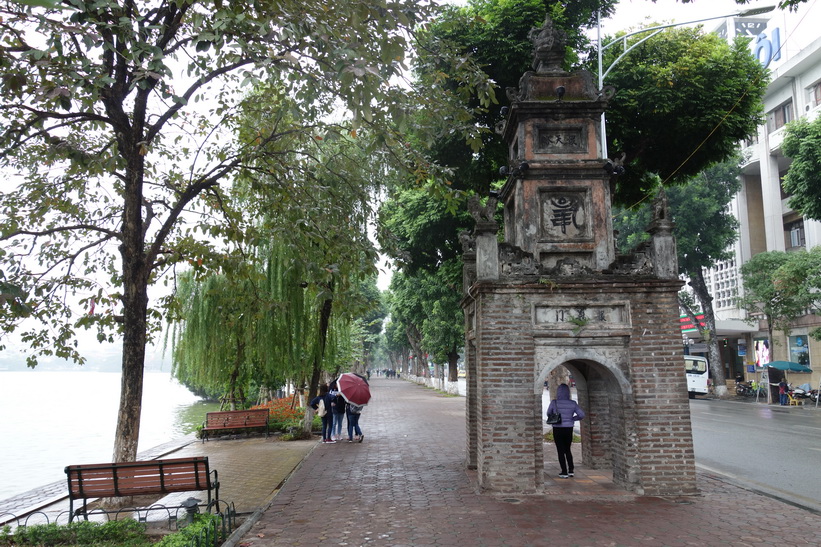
[543,431,581,443]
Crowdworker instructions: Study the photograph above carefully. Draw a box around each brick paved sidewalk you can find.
[233,377,821,547]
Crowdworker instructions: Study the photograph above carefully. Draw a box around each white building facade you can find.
[691,5,821,391]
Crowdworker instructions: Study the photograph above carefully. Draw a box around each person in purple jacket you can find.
[546,383,585,479]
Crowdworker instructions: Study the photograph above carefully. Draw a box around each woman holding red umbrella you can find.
[337,372,370,442]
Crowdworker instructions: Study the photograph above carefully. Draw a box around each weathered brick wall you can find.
[465,339,478,470]
[626,284,697,495]
[475,290,541,493]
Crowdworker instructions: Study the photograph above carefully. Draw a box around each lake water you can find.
[0,370,218,501]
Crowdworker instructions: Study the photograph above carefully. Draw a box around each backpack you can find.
[348,403,364,414]
[334,394,347,413]
[316,398,327,417]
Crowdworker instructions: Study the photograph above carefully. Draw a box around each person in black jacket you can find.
[309,384,335,443]
[329,381,347,441]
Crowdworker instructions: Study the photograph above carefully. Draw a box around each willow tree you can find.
[0,0,493,463]
[170,273,263,407]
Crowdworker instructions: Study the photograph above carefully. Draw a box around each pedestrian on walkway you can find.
[332,387,347,441]
[346,403,364,442]
[546,383,585,479]
[778,378,789,405]
[310,384,335,443]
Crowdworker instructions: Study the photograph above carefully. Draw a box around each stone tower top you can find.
[528,17,568,73]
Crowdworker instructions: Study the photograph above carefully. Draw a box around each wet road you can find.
[690,398,821,513]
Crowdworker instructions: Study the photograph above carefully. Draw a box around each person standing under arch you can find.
[546,383,585,479]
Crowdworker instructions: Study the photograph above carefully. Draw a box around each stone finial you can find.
[528,16,567,73]
[467,195,498,226]
[652,187,669,222]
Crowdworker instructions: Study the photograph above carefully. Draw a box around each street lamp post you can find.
[596,5,776,159]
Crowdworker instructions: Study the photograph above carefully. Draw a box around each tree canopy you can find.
[738,248,821,343]
[603,27,768,206]
[0,0,493,462]
[738,251,813,345]
[781,116,821,222]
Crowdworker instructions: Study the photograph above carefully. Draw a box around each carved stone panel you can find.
[535,125,587,154]
[540,189,591,241]
[534,302,630,330]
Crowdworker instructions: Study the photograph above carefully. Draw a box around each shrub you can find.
[0,519,149,546]
[250,398,304,432]
[153,513,222,547]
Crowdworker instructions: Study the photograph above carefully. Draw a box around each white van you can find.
[684,356,709,398]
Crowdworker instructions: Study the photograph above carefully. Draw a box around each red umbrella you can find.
[337,372,371,406]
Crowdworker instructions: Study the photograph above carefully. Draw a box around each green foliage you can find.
[0,0,494,461]
[154,513,222,547]
[543,430,581,443]
[389,263,464,368]
[614,158,741,271]
[379,186,475,273]
[604,27,768,206]
[737,250,821,338]
[0,519,149,546]
[763,247,821,340]
[415,0,619,196]
[782,116,821,221]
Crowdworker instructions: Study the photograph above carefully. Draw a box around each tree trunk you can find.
[112,150,149,464]
[223,339,245,410]
[547,367,571,401]
[405,325,424,376]
[447,351,459,382]
[304,287,334,432]
[689,270,728,397]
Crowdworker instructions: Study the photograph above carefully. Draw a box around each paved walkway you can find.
[230,378,821,546]
[3,378,820,545]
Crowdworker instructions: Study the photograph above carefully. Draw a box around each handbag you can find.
[316,399,327,417]
[546,411,562,425]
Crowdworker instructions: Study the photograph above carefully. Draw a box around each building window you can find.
[767,100,793,132]
[811,81,821,108]
[785,220,805,248]
[788,335,810,368]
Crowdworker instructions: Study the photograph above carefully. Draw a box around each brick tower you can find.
[461,17,697,496]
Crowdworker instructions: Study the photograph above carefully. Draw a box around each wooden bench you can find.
[65,456,219,522]
[201,408,269,442]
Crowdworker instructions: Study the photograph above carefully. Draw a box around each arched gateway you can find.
[460,18,697,497]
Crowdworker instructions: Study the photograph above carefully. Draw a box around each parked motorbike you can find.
[790,383,813,400]
[736,381,767,397]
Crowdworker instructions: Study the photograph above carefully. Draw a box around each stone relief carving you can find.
[536,125,586,152]
[499,243,541,276]
[541,191,590,241]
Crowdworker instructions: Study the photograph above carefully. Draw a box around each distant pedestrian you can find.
[778,378,789,405]
[329,381,346,441]
[309,384,335,443]
[346,402,365,442]
[546,383,585,479]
